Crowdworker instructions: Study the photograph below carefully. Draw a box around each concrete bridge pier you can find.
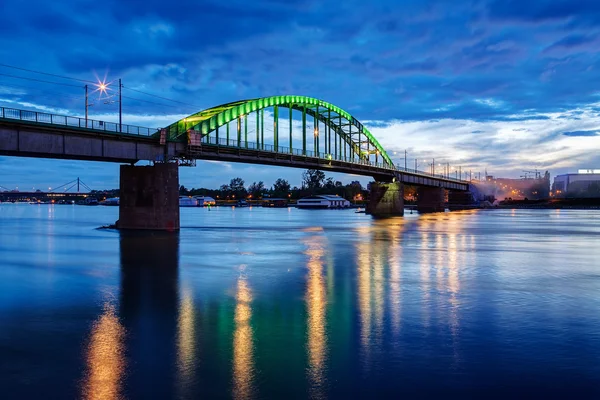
[117,163,180,231]
[417,187,446,213]
[366,182,404,217]
[448,189,477,210]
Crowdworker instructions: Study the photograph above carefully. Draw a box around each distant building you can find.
[481,171,551,200]
[552,170,600,197]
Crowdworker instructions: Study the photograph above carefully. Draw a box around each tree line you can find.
[178,169,369,200]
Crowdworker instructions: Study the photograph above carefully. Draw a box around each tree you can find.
[228,177,246,198]
[346,181,363,199]
[179,185,189,195]
[324,177,336,190]
[272,178,291,197]
[248,181,266,198]
[302,169,325,190]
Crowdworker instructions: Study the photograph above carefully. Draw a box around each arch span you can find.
[165,95,394,167]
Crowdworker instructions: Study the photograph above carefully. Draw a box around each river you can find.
[1,204,600,398]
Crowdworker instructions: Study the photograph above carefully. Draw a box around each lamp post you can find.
[85,85,88,127]
[99,78,122,132]
[119,78,122,133]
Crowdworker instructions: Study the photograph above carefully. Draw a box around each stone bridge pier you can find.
[417,187,446,213]
[117,163,180,230]
[366,182,404,217]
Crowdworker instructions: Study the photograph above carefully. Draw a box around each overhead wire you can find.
[0,63,95,84]
[0,63,205,117]
[0,72,83,88]
[0,63,202,110]
[0,80,86,101]
[122,86,202,109]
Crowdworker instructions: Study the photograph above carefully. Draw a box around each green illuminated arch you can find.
[165,95,393,167]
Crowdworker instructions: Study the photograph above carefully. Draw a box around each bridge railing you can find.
[0,106,157,136]
[0,106,466,184]
[199,136,466,183]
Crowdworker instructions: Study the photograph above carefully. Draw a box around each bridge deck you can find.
[0,106,468,191]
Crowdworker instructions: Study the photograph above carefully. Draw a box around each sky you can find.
[2,0,600,191]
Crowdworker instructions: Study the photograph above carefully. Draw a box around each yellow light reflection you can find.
[82,303,126,400]
[233,277,254,400]
[304,236,327,399]
[435,233,445,292]
[447,232,462,366]
[177,288,196,394]
[419,227,431,329]
[387,224,403,337]
[356,230,372,365]
[372,237,384,345]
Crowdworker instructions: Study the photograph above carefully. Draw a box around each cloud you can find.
[563,130,599,137]
[1,0,600,188]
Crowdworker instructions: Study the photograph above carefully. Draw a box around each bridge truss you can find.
[164,95,394,169]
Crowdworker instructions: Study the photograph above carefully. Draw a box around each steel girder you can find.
[164,95,393,167]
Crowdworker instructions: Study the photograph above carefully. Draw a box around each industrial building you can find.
[552,169,600,197]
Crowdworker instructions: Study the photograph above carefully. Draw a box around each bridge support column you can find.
[417,187,445,213]
[117,163,180,231]
[366,182,404,217]
[448,189,476,211]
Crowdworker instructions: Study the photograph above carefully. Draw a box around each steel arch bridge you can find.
[0,97,466,189]
[157,95,466,189]
[165,95,392,165]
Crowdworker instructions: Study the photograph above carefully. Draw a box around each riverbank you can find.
[497,197,600,209]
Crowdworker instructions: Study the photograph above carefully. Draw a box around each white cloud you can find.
[368,104,600,177]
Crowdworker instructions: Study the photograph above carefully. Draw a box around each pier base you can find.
[448,188,477,211]
[117,163,180,230]
[366,182,404,217]
[417,187,445,213]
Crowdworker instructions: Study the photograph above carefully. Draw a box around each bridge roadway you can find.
[0,107,467,191]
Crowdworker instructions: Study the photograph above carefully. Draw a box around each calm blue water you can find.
[1,204,600,398]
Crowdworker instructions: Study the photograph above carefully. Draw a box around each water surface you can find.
[1,204,600,398]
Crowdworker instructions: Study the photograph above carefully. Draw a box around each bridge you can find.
[0,96,472,229]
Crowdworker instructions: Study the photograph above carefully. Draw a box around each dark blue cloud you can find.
[1,0,600,186]
[563,130,599,137]
[487,0,600,23]
[2,0,600,121]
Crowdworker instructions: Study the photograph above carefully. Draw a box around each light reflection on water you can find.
[2,205,600,398]
[82,303,125,400]
[232,271,254,400]
[304,235,327,399]
[176,287,196,398]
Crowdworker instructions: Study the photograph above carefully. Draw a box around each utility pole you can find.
[119,78,122,133]
[84,85,88,127]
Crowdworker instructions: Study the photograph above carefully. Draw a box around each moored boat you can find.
[296,195,350,209]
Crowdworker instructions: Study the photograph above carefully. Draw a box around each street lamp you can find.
[85,78,115,129]
[396,150,408,170]
[96,78,123,132]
